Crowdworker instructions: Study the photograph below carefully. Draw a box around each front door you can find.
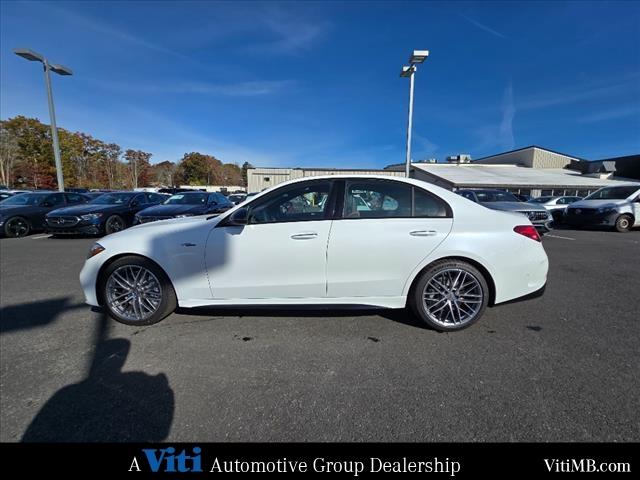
[206,180,335,299]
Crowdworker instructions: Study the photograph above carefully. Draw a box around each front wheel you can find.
[615,214,633,233]
[410,260,489,331]
[101,256,177,325]
[104,215,126,235]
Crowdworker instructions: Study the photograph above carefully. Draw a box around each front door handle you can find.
[410,230,437,237]
[291,232,318,240]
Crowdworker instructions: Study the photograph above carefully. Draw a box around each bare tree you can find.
[0,126,19,187]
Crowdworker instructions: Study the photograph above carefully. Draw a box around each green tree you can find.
[241,161,254,187]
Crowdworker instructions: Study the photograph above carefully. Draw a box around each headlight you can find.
[87,243,105,259]
[80,213,103,221]
[175,214,193,218]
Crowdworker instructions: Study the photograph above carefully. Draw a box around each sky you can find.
[1,1,639,168]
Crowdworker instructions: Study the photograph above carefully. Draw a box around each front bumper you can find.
[46,224,102,235]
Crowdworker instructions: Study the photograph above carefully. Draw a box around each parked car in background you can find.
[528,195,583,222]
[564,185,640,232]
[456,189,553,233]
[80,175,548,332]
[83,192,107,201]
[66,187,90,194]
[227,193,247,205]
[158,187,200,195]
[0,192,90,237]
[134,192,233,224]
[45,191,167,236]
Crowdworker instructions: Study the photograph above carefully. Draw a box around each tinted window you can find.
[91,193,136,204]
[585,186,639,200]
[344,180,411,219]
[147,193,165,203]
[1,193,48,205]
[249,181,332,224]
[66,193,86,204]
[45,194,66,206]
[475,191,519,202]
[414,188,448,217]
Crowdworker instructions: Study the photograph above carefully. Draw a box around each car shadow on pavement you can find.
[21,313,174,442]
[178,306,426,329]
[0,297,85,334]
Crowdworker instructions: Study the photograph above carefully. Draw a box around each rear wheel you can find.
[615,214,633,233]
[410,260,489,331]
[104,215,126,235]
[101,256,177,325]
[4,217,31,238]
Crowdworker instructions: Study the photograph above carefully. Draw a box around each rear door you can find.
[326,179,453,298]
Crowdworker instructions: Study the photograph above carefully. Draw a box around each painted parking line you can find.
[545,234,575,240]
[31,234,52,239]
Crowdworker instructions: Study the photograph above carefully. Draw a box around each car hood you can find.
[0,205,41,216]
[48,204,124,216]
[566,199,627,209]
[480,201,547,212]
[137,204,207,216]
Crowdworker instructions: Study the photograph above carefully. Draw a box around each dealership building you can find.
[247,146,639,197]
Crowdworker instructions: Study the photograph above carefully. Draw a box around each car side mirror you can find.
[225,207,248,226]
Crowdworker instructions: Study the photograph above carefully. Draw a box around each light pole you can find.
[400,50,429,178]
[14,48,73,192]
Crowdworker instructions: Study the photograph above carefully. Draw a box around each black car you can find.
[0,192,90,237]
[157,187,201,195]
[45,191,167,236]
[135,191,233,224]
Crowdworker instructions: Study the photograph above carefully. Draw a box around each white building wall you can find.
[530,147,577,169]
[475,146,578,169]
[247,168,403,192]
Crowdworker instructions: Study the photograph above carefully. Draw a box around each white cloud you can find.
[459,14,506,39]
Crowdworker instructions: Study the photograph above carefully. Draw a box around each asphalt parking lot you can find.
[1,228,639,442]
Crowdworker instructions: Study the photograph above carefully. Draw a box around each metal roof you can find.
[411,164,639,188]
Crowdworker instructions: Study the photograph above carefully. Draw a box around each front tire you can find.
[104,215,126,235]
[100,256,177,325]
[410,260,489,331]
[615,214,633,233]
[4,217,31,238]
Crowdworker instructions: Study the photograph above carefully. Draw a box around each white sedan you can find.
[80,175,548,331]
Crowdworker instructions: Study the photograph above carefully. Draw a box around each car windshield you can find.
[0,193,48,206]
[475,191,519,202]
[90,193,136,204]
[163,193,208,205]
[529,196,554,203]
[585,186,639,200]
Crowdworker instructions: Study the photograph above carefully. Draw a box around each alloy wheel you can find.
[422,268,484,327]
[106,265,162,322]
[6,218,29,238]
[106,216,125,233]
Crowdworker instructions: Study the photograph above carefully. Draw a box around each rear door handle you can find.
[409,230,437,237]
[291,232,318,240]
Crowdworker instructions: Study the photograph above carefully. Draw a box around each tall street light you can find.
[400,50,429,178]
[14,48,73,192]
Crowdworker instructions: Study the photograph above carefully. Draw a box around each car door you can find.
[633,194,640,226]
[206,179,336,299]
[326,179,453,298]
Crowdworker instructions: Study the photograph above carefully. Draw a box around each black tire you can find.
[4,216,31,238]
[410,259,490,332]
[100,256,177,326]
[104,215,126,235]
[614,214,633,233]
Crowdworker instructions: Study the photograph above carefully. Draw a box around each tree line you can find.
[0,116,253,190]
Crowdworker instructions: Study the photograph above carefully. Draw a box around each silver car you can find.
[528,195,583,222]
[457,189,553,233]
[564,185,640,232]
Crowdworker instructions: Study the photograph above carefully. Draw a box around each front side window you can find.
[344,181,412,218]
[249,181,332,224]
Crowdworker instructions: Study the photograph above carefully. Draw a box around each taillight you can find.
[513,225,541,242]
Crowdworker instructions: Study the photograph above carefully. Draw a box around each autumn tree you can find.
[124,149,152,188]
[0,125,19,187]
[151,161,177,186]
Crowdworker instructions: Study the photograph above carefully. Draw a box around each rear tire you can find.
[100,256,177,325]
[4,217,31,238]
[615,214,632,233]
[410,260,489,331]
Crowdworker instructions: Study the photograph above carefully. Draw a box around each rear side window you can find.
[413,188,449,218]
[343,180,451,219]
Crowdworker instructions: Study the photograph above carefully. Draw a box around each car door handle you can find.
[409,230,437,237]
[291,232,318,240]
